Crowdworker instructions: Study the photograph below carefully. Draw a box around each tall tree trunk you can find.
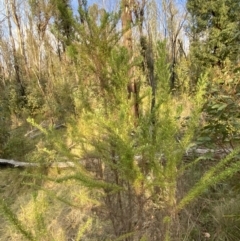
[10,0,30,82]
[136,1,156,136]
[10,0,27,66]
[121,0,139,121]
[4,0,25,96]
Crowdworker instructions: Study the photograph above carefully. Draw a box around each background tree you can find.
[4,0,25,98]
[121,0,140,120]
[162,0,188,89]
[187,0,240,76]
[50,0,74,53]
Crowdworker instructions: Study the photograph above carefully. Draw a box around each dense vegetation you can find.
[0,0,240,240]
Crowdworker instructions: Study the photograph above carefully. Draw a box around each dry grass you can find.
[0,168,105,241]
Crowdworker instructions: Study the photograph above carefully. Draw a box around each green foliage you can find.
[23,39,240,241]
[51,0,75,45]
[187,0,240,76]
[199,66,240,148]
[0,167,100,241]
[212,197,240,240]
[178,146,240,211]
[75,217,92,241]
[0,199,35,241]
[4,84,26,117]
[2,129,33,160]
[35,40,208,240]
[0,96,10,156]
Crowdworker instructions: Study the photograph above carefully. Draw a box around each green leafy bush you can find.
[199,66,240,148]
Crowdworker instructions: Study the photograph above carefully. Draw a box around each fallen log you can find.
[0,148,233,169]
[0,159,75,168]
[0,159,39,167]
